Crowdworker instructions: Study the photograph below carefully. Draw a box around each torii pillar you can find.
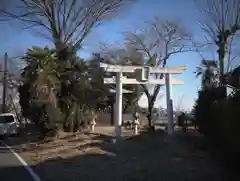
[108,88,133,126]
[165,73,174,135]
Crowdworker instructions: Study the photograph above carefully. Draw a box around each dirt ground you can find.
[5,126,236,181]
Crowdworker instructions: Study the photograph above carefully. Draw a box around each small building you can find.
[226,66,240,89]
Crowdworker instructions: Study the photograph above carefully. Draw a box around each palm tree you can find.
[195,60,219,89]
[21,46,61,129]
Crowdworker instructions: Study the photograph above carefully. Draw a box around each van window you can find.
[0,115,15,123]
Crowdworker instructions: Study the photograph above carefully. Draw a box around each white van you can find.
[0,113,19,137]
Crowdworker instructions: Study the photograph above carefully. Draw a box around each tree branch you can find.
[1,0,136,50]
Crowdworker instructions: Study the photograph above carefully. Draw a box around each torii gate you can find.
[100,63,186,138]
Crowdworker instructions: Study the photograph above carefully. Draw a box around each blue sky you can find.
[0,0,213,111]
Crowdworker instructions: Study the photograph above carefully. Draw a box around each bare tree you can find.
[174,94,186,113]
[0,53,22,116]
[195,0,240,86]
[0,0,136,50]
[124,17,192,130]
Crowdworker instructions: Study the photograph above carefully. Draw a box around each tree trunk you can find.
[142,84,161,132]
[147,100,155,131]
[110,102,114,126]
[218,38,227,97]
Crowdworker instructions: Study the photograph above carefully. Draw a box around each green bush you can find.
[195,88,240,159]
[210,91,240,156]
[194,88,223,137]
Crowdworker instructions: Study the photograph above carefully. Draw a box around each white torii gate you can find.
[100,63,186,138]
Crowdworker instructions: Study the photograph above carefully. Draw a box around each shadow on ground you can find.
[1,129,239,181]
[0,165,36,181]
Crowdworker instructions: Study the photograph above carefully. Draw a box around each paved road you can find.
[0,142,35,181]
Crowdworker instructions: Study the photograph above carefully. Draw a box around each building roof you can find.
[109,88,133,93]
[226,65,240,89]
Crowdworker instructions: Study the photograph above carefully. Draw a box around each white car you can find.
[0,113,19,137]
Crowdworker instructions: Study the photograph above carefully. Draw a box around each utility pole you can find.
[2,52,8,113]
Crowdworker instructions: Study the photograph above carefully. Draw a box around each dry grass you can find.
[8,126,230,181]
[18,127,134,163]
